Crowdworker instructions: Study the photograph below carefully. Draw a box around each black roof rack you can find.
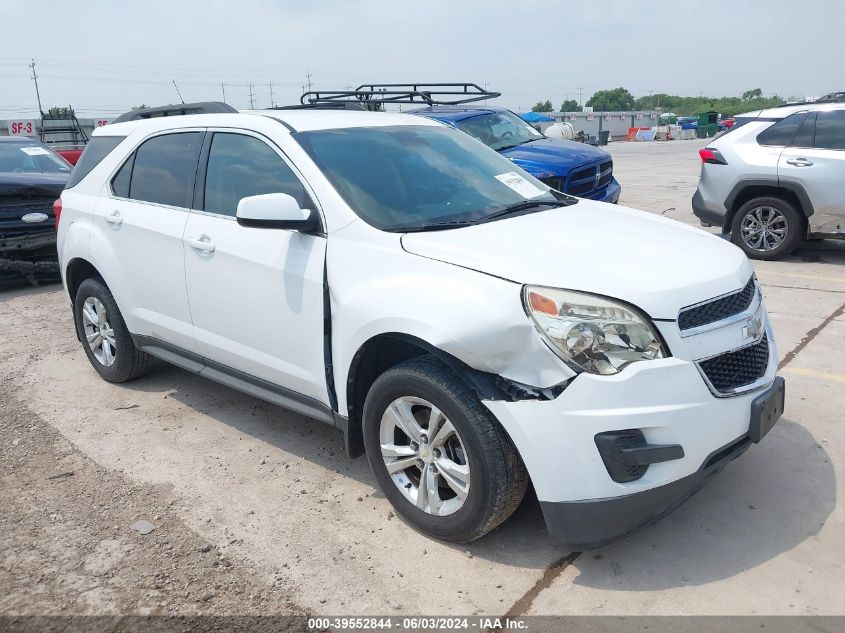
[112,101,237,124]
[781,91,845,107]
[272,101,372,111]
[815,91,845,103]
[294,83,499,110]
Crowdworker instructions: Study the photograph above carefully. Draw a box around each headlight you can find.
[523,285,667,375]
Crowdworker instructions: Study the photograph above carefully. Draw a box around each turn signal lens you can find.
[529,291,558,315]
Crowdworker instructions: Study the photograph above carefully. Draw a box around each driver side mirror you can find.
[236,193,319,232]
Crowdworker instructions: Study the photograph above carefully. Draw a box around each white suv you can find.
[694,102,845,259]
[57,103,785,549]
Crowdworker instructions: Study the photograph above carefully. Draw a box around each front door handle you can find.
[105,210,123,226]
[186,234,215,253]
[786,157,814,167]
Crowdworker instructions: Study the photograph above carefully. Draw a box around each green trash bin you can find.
[696,111,719,138]
[598,130,610,146]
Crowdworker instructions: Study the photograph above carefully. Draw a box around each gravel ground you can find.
[0,383,305,621]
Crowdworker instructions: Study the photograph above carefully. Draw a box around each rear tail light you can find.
[53,198,62,229]
[699,148,727,165]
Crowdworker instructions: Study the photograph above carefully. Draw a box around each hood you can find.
[401,201,751,320]
[499,138,610,179]
[0,172,68,197]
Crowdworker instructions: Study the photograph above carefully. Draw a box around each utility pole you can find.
[305,71,312,92]
[248,83,255,109]
[29,59,44,116]
[221,83,227,103]
[269,81,275,108]
[577,86,584,109]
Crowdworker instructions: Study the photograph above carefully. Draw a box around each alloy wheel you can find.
[81,297,117,367]
[379,396,471,516]
[740,206,788,252]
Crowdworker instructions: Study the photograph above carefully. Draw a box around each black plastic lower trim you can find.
[133,335,335,425]
[692,190,726,227]
[541,431,754,550]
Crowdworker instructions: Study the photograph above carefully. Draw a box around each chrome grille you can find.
[698,333,770,395]
[678,277,757,331]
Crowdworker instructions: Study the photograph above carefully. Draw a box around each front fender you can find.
[327,224,573,413]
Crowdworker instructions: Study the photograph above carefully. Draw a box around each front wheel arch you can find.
[344,333,549,459]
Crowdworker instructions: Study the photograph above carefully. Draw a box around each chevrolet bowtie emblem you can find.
[742,310,764,341]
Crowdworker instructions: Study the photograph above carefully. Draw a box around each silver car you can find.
[693,101,845,260]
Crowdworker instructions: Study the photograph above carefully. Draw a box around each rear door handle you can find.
[105,210,123,226]
[786,158,813,167]
[186,234,215,253]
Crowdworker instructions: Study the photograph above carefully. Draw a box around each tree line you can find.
[532,87,789,117]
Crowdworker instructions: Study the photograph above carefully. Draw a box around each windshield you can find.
[295,125,570,232]
[0,142,71,174]
[455,110,544,151]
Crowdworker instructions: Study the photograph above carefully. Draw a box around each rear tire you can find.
[74,278,154,383]
[362,356,528,543]
[731,196,803,260]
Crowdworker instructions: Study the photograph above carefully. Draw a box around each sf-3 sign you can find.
[8,120,36,137]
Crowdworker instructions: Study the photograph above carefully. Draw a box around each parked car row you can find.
[54,99,784,549]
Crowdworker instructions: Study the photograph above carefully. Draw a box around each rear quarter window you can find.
[65,136,126,189]
[756,112,807,146]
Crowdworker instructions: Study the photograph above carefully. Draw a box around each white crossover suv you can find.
[694,101,845,260]
[57,102,785,549]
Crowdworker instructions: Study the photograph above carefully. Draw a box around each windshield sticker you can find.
[20,146,51,156]
[495,172,545,199]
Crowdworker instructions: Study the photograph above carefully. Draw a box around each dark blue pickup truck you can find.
[410,106,621,203]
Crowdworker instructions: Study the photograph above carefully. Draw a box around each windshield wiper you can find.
[392,219,479,233]
[392,199,571,233]
[482,199,569,222]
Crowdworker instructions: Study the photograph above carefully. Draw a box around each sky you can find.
[1,0,842,120]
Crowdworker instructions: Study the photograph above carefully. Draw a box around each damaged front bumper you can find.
[483,351,782,550]
[0,231,59,275]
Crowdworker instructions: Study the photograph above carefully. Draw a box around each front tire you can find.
[362,356,528,543]
[731,196,803,260]
[74,278,153,383]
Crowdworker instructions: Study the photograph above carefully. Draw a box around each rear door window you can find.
[128,132,203,208]
[64,136,125,188]
[814,110,845,150]
[757,112,807,146]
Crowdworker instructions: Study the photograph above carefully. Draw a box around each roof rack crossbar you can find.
[357,82,498,101]
[112,101,237,124]
[299,83,500,108]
